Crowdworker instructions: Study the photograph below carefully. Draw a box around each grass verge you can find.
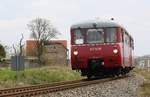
[133,68,150,96]
[0,66,81,88]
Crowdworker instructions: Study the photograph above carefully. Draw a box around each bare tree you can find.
[27,18,60,65]
[12,33,25,56]
[12,44,17,55]
[19,33,24,56]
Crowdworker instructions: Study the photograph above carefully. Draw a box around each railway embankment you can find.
[37,73,145,97]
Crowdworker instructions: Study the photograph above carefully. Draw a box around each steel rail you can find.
[0,79,84,95]
[0,76,129,97]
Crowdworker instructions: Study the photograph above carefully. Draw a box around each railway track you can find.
[0,75,129,97]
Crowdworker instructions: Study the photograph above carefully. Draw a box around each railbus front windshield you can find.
[74,28,117,44]
[87,29,104,43]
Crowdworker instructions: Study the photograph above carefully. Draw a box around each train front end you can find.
[70,21,124,77]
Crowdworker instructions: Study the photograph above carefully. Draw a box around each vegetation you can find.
[133,68,150,96]
[0,66,81,89]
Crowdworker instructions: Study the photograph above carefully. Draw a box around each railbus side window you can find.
[131,39,134,49]
[129,37,132,47]
[122,29,124,43]
[124,32,130,46]
[74,29,84,44]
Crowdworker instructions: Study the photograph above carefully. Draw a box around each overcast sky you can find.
[0,0,149,56]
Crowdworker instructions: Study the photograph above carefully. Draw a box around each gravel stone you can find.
[36,74,144,97]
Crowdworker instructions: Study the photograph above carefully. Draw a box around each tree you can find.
[27,18,60,65]
[19,33,24,56]
[0,44,6,60]
[12,33,25,56]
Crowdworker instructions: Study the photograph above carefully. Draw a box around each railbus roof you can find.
[71,20,122,29]
[71,19,133,39]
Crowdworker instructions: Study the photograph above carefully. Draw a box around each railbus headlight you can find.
[113,49,118,54]
[73,51,78,55]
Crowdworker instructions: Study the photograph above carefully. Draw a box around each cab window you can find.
[105,28,117,43]
[74,29,84,44]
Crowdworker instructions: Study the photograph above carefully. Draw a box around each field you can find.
[0,66,81,89]
[133,68,150,96]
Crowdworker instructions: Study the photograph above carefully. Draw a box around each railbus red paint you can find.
[70,20,134,78]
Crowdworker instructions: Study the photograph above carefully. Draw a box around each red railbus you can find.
[70,20,134,78]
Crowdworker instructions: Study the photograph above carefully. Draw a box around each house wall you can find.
[26,40,37,56]
[42,44,67,65]
[26,40,68,66]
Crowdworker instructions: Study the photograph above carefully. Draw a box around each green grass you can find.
[0,68,16,81]
[133,68,150,96]
[133,68,150,80]
[139,83,150,96]
[0,66,81,88]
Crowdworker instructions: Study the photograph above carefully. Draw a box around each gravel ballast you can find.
[36,74,144,97]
